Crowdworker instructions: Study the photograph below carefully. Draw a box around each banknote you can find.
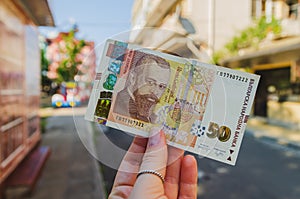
[85,39,260,165]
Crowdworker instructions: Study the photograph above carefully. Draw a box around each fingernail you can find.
[148,128,164,147]
[149,127,161,136]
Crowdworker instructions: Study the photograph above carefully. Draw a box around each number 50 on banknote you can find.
[85,39,260,165]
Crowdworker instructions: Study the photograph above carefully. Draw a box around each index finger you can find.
[164,146,184,199]
[112,136,147,187]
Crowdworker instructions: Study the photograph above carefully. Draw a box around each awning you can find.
[13,0,55,26]
[158,36,210,62]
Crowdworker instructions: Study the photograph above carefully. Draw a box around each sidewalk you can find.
[7,107,107,199]
[246,117,300,150]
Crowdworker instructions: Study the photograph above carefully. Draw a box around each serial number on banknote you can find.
[217,70,249,82]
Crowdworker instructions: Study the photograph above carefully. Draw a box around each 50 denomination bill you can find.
[85,39,260,165]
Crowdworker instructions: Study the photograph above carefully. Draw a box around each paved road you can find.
[96,127,300,199]
[93,126,132,194]
[197,133,300,199]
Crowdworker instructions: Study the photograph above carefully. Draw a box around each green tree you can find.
[40,45,53,95]
[212,16,282,64]
[56,30,86,83]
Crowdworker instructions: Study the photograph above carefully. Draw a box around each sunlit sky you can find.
[39,0,135,45]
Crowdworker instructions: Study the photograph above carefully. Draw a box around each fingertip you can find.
[150,126,162,135]
[178,155,198,198]
[183,155,197,168]
[148,128,166,148]
[181,154,198,184]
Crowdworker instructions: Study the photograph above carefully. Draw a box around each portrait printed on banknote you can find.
[105,44,217,149]
[112,52,171,124]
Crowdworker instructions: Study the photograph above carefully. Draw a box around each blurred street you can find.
[2,1,300,199]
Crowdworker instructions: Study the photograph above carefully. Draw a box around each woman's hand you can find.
[109,128,198,199]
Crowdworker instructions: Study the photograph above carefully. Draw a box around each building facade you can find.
[222,0,300,129]
[130,0,300,129]
[0,0,54,184]
[130,0,252,61]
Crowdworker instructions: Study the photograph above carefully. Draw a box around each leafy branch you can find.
[212,16,282,64]
[56,30,86,83]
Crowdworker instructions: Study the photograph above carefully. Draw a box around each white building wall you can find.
[130,0,253,57]
[186,0,252,52]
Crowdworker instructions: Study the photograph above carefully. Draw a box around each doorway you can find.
[254,64,291,117]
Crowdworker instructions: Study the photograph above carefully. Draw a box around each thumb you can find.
[129,128,168,199]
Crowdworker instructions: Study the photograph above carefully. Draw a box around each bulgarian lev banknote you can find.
[85,39,260,165]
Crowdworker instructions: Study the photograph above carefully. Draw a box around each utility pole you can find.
[208,0,215,57]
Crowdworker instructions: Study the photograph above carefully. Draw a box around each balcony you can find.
[130,0,179,43]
